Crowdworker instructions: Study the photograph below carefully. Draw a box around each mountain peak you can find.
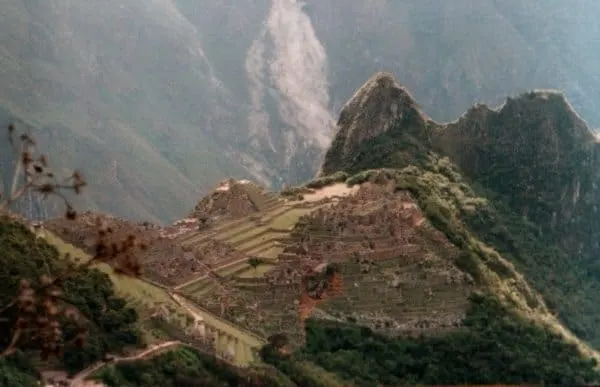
[504,89,595,142]
[188,178,281,224]
[319,72,428,175]
[319,72,600,264]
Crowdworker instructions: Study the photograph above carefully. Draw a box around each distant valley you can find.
[1,0,600,226]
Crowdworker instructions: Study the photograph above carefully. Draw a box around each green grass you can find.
[215,261,252,277]
[225,225,270,244]
[212,215,258,233]
[237,232,288,252]
[217,207,315,252]
[213,205,294,242]
[246,245,284,260]
[181,285,217,304]
[179,231,216,247]
[180,276,214,294]
[259,205,292,221]
[186,283,217,300]
[237,264,276,278]
[43,232,175,305]
[270,208,315,230]
[40,231,189,338]
[214,220,257,240]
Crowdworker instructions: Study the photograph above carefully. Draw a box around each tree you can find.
[247,257,265,275]
[0,124,145,362]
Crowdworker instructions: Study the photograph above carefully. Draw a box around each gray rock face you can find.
[319,72,428,175]
[336,73,424,160]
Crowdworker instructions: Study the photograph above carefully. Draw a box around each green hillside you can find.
[0,218,142,383]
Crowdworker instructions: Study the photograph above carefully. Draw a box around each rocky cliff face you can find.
[319,73,430,175]
[239,0,336,187]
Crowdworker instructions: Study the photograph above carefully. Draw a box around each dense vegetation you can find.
[264,294,599,386]
[96,346,307,387]
[0,218,142,382]
[0,217,304,386]
[0,354,39,387]
[460,184,600,344]
[96,347,242,387]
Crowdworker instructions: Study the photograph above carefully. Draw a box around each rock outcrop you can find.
[319,72,429,175]
[320,72,600,262]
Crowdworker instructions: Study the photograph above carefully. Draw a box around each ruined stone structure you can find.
[193,181,476,341]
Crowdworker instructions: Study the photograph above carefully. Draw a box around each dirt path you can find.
[175,273,209,290]
[69,341,181,387]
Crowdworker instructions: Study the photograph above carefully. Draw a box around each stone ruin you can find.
[142,238,247,286]
[286,183,424,263]
[188,179,260,222]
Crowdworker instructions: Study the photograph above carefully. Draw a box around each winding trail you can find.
[69,341,181,387]
[175,273,209,290]
[68,291,265,386]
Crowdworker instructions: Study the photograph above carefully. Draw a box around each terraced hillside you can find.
[39,182,373,374]
[184,181,476,344]
[38,231,184,329]
[289,182,475,335]
[175,193,342,307]
[33,228,267,369]
[42,179,365,344]
[38,177,556,349]
[40,168,600,384]
[25,69,600,384]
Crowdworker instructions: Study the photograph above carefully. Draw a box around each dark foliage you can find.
[97,346,287,387]
[266,294,599,386]
[0,352,39,387]
[0,218,141,376]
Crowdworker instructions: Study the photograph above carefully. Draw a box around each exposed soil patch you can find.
[301,183,359,202]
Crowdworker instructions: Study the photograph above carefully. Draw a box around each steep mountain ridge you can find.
[323,72,600,262]
[304,0,600,127]
[319,72,429,174]
[40,68,600,361]
[28,132,600,384]
[320,72,600,348]
[436,90,600,260]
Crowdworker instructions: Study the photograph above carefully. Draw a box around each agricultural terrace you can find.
[38,231,267,367]
[37,231,189,342]
[287,182,476,335]
[174,183,358,301]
